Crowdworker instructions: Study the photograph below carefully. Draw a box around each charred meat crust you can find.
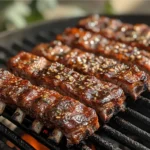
[56,28,150,77]
[8,52,126,122]
[32,41,148,99]
[0,69,99,145]
[78,15,150,52]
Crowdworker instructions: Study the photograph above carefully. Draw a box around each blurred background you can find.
[0,0,150,32]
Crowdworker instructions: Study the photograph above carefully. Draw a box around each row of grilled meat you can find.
[0,15,150,146]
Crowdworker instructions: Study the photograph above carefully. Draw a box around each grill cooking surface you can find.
[0,15,150,150]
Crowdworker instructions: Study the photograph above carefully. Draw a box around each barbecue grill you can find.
[0,15,150,150]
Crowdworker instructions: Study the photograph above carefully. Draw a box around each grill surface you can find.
[0,15,150,150]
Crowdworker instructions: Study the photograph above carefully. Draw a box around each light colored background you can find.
[0,0,150,32]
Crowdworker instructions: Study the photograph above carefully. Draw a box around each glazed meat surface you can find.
[0,69,99,145]
[78,15,150,52]
[8,52,126,122]
[78,15,123,36]
[56,28,150,75]
[32,41,148,99]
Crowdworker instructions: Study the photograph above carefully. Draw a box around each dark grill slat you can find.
[125,108,150,126]
[0,140,14,150]
[0,122,35,150]
[89,134,122,150]
[22,38,37,47]
[2,107,123,150]
[0,46,16,56]
[2,110,61,150]
[103,125,150,150]
[11,42,31,52]
[48,29,63,36]
[36,32,52,42]
[3,103,150,150]
[114,116,150,143]
[138,96,150,108]
[11,43,24,52]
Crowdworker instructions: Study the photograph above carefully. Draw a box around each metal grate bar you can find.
[89,134,121,150]
[11,43,24,52]
[48,29,63,36]
[138,96,150,108]
[125,108,150,126]
[0,122,35,150]
[0,140,15,150]
[36,32,52,42]
[0,46,16,56]
[3,108,124,150]
[2,111,60,150]
[0,49,11,63]
[114,116,150,142]
[23,38,36,47]
[103,125,150,150]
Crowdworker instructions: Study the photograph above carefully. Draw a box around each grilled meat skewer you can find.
[56,28,150,75]
[57,28,150,90]
[0,69,99,145]
[78,15,150,52]
[32,41,148,99]
[78,15,123,36]
[8,52,126,122]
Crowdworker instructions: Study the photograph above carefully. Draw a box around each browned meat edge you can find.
[0,69,99,145]
[32,41,148,99]
[78,15,150,52]
[8,52,126,122]
[56,28,150,91]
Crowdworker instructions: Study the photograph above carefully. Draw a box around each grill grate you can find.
[0,15,150,150]
[0,122,35,150]
[0,139,18,150]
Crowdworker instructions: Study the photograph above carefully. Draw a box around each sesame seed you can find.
[55,75,61,79]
